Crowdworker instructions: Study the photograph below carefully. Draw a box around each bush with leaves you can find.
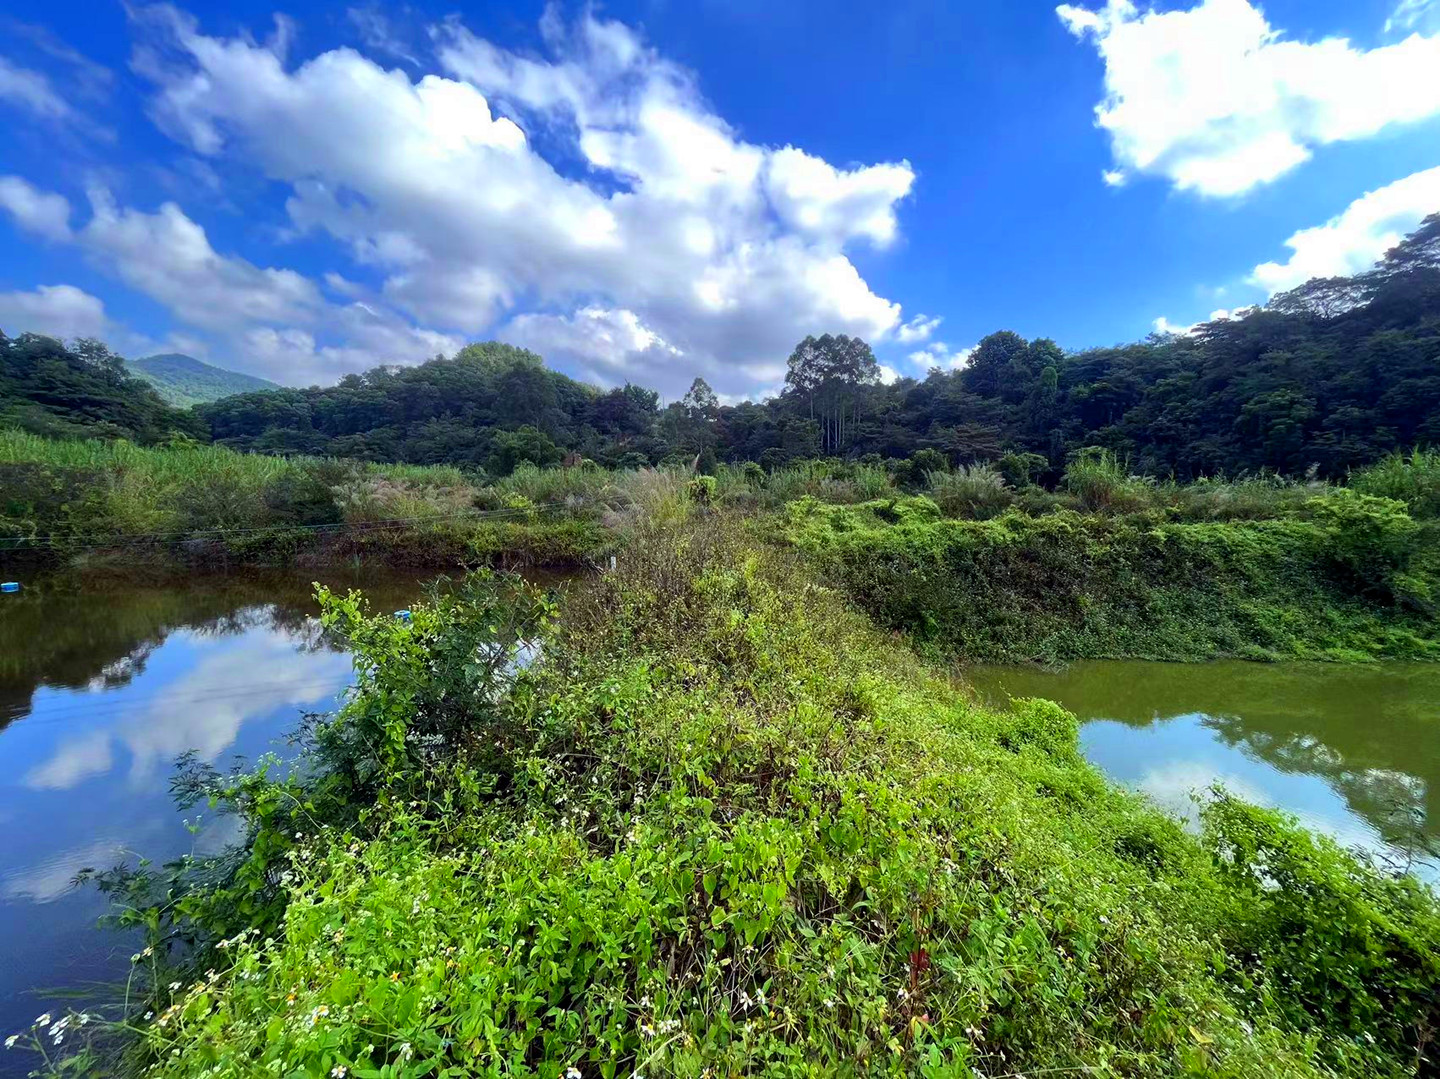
[48,515,1440,1079]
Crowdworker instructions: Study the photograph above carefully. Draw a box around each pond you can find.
[966,660,1440,882]
[0,567,438,1062]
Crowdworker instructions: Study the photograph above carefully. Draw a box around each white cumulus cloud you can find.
[0,175,72,240]
[1249,166,1440,294]
[906,341,975,372]
[895,313,942,344]
[0,283,109,340]
[1059,0,1440,196]
[114,3,919,397]
[0,177,459,384]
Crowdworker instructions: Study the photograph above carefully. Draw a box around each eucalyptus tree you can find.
[782,334,881,453]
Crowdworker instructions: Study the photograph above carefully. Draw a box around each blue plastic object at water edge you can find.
[1,582,19,593]
[394,609,412,623]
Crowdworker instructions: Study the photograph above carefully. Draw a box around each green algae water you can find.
[965,660,1440,879]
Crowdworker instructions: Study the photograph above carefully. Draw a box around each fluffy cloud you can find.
[764,147,914,247]
[1150,309,1237,336]
[1249,166,1440,293]
[895,313,942,344]
[503,306,681,385]
[0,178,458,383]
[1058,0,1440,196]
[906,341,974,372]
[0,283,108,340]
[120,3,917,396]
[0,174,72,240]
[81,188,322,333]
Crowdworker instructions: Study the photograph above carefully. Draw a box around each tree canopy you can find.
[0,333,205,443]
[6,216,1439,479]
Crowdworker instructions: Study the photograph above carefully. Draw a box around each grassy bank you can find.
[6,430,1439,662]
[31,509,1440,1078]
[0,432,637,569]
[784,482,1440,664]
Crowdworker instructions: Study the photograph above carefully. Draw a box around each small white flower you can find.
[566,1068,582,1079]
[33,1014,51,1028]
[169,982,182,992]
[4,1035,18,1050]
[144,1012,154,1021]
[397,1042,414,1062]
[331,1067,348,1078]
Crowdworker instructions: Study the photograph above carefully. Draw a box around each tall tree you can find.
[783,334,880,453]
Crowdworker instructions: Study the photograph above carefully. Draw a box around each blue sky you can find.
[1,0,1438,399]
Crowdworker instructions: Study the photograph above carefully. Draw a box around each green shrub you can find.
[995,450,1048,489]
[786,500,1440,663]
[1062,447,1157,513]
[1203,794,1440,1069]
[1305,488,1420,588]
[686,473,718,505]
[1352,448,1440,518]
[1165,472,1320,522]
[59,519,1438,1078]
[926,464,1014,519]
[909,447,948,476]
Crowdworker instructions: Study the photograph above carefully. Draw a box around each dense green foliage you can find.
[0,431,611,567]
[8,434,1440,671]
[0,334,204,443]
[30,510,1440,1077]
[200,341,643,469]
[193,216,1440,479]
[7,218,1438,486]
[124,353,279,408]
[785,451,1440,664]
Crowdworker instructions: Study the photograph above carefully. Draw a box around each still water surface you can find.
[966,660,1440,880]
[0,568,428,1060]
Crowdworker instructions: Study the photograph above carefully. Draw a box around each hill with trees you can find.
[198,214,1440,479]
[124,353,279,407]
[7,215,1438,480]
[0,333,205,443]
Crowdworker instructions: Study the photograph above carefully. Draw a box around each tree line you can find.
[4,214,1438,481]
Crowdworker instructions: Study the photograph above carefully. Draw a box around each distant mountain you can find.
[125,354,279,407]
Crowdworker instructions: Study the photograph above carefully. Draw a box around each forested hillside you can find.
[197,215,1440,478]
[7,215,1438,479]
[0,334,205,443]
[125,353,278,407]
